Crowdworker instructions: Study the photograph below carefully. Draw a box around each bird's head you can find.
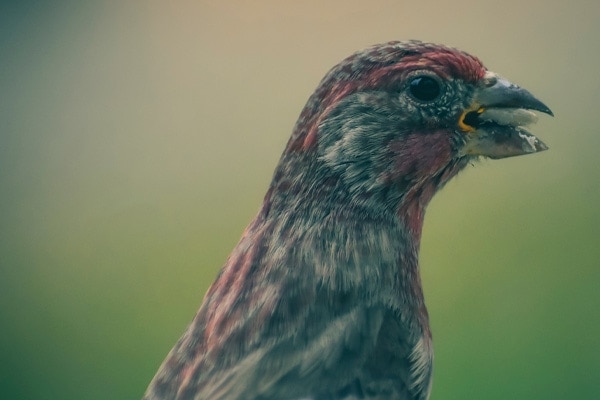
[268,41,552,228]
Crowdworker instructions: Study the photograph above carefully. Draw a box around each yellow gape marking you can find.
[458,105,485,132]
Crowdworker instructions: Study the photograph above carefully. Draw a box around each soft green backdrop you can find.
[1,1,598,399]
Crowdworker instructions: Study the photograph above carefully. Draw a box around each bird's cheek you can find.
[389,131,453,181]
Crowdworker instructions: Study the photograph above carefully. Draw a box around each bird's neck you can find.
[258,185,428,312]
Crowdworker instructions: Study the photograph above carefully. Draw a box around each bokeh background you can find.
[1,1,598,399]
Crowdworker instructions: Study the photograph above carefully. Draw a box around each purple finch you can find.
[143,40,552,400]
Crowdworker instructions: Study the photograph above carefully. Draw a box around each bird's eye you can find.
[409,76,441,101]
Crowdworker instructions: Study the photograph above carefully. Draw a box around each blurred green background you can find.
[1,1,598,399]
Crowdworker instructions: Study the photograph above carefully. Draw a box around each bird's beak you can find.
[458,71,553,159]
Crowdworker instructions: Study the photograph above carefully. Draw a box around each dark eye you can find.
[409,76,441,101]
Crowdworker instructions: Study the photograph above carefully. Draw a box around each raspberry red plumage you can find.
[143,40,551,400]
[289,41,486,152]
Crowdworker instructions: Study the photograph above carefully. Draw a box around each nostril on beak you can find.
[482,75,497,87]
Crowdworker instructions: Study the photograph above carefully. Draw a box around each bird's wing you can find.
[200,305,386,399]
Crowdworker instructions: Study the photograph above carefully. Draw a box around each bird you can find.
[142,40,552,400]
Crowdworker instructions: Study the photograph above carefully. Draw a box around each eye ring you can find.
[408,75,442,102]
